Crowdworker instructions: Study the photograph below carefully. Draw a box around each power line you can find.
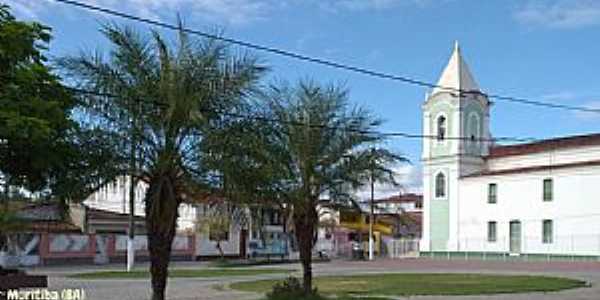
[53,0,600,115]
[66,86,536,143]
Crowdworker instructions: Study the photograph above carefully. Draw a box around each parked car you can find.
[247,240,287,260]
[351,241,365,260]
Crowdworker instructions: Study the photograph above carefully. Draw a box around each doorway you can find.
[240,229,248,258]
[509,220,521,254]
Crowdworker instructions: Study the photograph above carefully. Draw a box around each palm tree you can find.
[60,24,265,300]
[209,80,406,295]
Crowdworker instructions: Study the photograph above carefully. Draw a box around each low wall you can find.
[1,233,196,267]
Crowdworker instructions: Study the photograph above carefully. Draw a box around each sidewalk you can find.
[37,258,600,300]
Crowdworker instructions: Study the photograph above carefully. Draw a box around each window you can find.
[469,113,480,145]
[542,220,553,244]
[487,221,497,242]
[435,173,446,198]
[543,178,553,201]
[488,183,497,204]
[437,116,446,141]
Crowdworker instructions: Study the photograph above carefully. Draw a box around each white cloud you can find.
[540,91,578,102]
[6,0,449,26]
[329,0,404,11]
[534,92,600,121]
[354,164,422,200]
[316,0,434,12]
[365,49,383,63]
[295,32,322,51]
[514,0,600,29]
[574,101,600,121]
[5,1,44,19]
[5,0,278,26]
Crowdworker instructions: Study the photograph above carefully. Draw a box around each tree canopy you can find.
[0,5,120,202]
[208,80,408,294]
[0,4,75,193]
[60,23,266,299]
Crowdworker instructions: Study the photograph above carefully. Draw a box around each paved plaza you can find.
[27,259,600,300]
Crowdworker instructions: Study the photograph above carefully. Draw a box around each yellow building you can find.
[338,210,394,255]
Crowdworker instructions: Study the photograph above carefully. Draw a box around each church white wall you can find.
[458,165,600,256]
[487,145,600,172]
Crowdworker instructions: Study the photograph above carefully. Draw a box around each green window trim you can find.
[488,183,497,204]
[487,221,497,242]
[543,178,553,201]
[542,219,553,244]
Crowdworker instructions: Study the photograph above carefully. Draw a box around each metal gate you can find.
[388,239,420,259]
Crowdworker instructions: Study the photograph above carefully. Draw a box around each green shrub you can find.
[266,277,323,300]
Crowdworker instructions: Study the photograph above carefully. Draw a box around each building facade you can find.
[84,176,197,232]
[421,43,600,257]
[84,177,288,259]
[374,193,423,238]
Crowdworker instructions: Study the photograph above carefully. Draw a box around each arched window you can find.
[437,116,446,141]
[468,113,480,148]
[435,172,446,198]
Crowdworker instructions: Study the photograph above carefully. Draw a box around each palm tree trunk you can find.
[147,230,175,300]
[145,174,180,300]
[293,205,317,295]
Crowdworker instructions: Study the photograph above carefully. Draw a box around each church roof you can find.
[431,41,480,96]
[463,159,600,178]
[488,133,600,158]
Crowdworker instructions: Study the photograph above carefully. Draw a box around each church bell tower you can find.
[421,42,491,251]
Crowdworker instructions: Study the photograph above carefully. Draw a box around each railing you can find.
[388,239,420,259]
[423,235,600,261]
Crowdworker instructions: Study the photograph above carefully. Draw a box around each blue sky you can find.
[8,0,600,195]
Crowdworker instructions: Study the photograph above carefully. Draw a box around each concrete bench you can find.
[0,270,48,300]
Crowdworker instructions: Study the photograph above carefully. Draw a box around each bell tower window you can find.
[435,172,446,198]
[468,113,480,151]
[437,116,446,141]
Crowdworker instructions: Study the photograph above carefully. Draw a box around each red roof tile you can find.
[463,159,600,178]
[26,221,82,233]
[488,133,600,158]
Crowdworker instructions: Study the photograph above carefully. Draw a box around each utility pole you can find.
[126,173,136,271]
[368,148,375,261]
[127,100,138,272]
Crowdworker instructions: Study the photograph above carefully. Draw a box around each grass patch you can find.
[69,268,294,279]
[231,273,587,297]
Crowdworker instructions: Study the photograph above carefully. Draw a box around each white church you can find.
[420,42,600,257]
